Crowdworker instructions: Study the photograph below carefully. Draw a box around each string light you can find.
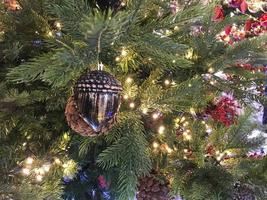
[153,142,159,149]
[54,158,61,165]
[126,77,133,84]
[208,67,214,73]
[180,117,186,123]
[123,95,129,100]
[171,81,176,85]
[115,56,120,62]
[42,164,51,172]
[165,146,173,154]
[158,125,165,134]
[152,113,160,120]
[183,121,189,127]
[26,157,34,165]
[184,149,189,153]
[148,57,152,61]
[172,60,176,63]
[36,175,43,182]
[121,48,128,57]
[55,22,62,29]
[164,79,170,85]
[142,107,148,114]
[190,107,196,115]
[22,168,30,176]
[188,83,192,87]
[174,26,179,31]
[47,31,53,37]
[129,102,135,108]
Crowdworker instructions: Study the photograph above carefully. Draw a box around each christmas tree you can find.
[0,0,267,199]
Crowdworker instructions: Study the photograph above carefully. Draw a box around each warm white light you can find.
[153,142,159,149]
[172,60,176,63]
[164,79,170,85]
[36,175,43,182]
[26,157,34,165]
[158,125,165,134]
[180,117,186,123]
[126,77,133,84]
[188,83,192,87]
[190,108,196,115]
[121,49,127,57]
[55,22,62,29]
[166,146,173,154]
[174,26,179,31]
[63,163,68,168]
[115,56,120,62]
[142,108,148,114]
[208,67,214,73]
[38,168,45,175]
[152,113,159,120]
[129,102,135,108]
[183,121,189,127]
[123,95,129,100]
[47,31,53,37]
[22,168,30,176]
[43,164,51,172]
[210,80,215,85]
[148,57,152,61]
[54,158,61,164]
[184,149,188,153]
[206,127,212,134]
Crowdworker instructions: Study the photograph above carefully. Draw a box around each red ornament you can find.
[206,96,240,126]
[97,175,108,189]
[224,25,232,35]
[259,13,267,27]
[245,19,253,32]
[213,6,224,22]
[240,0,248,13]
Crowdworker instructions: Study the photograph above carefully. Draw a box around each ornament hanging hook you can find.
[96,25,108,71]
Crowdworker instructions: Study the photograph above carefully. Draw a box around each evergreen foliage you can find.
[0,0,266,199]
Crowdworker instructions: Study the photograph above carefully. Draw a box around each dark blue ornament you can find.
[74,71,122,133]
[32,39,42,47]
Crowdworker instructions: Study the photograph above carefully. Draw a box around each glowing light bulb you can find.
[129,102,135,108]
[22,168,30,176]
[188,83,192,87]
[121,48,127,57]
[210,80,215,85]
[208,67,214,73]
[180,117,186,123]
[54,158,61,164]
[63,163,68,168]
[164,79,170,85]
[115,56,120,62]
[126,77,133,84]
[38,168,45,175]
[142,108,148,114]
[152,113,159,120]
[148,57,152,61]
[174,26,179,31]
[158,125,165,134]
[166,146,173,154]
[190,108,196,115]
[172,60,176,63]
[153,142,159,149]
[55,22,62,29]
[26,157,34,165]
[184,149,188,153]
[36,175,43,182]
[43,164,51,172]
[47,31,53,37]
[206,127,212,134]
[123,95,129,100]
[171,81,176,85]
[183,121,189,127]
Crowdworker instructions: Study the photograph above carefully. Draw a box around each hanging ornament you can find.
[231,183,256,200]
[4,0,21,11]
[206,94,242,126]
[71,70,122,135]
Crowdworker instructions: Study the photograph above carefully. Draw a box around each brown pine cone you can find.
[232,183,256,200]
[137,174,172,200]
[65,96,117,136]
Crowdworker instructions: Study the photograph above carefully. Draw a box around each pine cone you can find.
[232,183,256,200]
[65,97,117,136]
[137,174,172,200]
